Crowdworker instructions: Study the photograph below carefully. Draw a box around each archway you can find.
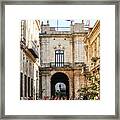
[51,72,69,99]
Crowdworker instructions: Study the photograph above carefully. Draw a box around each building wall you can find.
[40,36,87,65]
[84,20,100,71]
[41,36,72,64]
[20,20,40,100]
[83,20,100,97]
[39,21,88,99]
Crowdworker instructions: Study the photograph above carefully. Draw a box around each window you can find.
[31,79,33,97]
[55,50,64,67]
[20,72,23,98]
[28,77,30,97]
[24,75,27,97]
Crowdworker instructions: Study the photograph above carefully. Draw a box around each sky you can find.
[41,19,96,31]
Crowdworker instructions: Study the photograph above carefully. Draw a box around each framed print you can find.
[0,0,119,119]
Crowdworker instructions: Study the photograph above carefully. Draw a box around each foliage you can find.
[77,77,100,100]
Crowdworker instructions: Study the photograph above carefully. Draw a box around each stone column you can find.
[42,75,45,99]
[47,74,51,98]
[69,72,73,99]
[36,77,39,100]
[69,70,74,99]
[44,74,47,97]
[74,70,81,99]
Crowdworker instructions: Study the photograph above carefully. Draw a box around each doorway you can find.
[51,72,69,99]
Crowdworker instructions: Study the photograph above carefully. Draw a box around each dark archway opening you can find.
[51,72,69,100]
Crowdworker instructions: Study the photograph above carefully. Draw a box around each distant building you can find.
[20,20,40,100]
[39,20,89,99]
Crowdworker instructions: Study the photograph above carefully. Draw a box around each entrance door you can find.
[51,72,69,99]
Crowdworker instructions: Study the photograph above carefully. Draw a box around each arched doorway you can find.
[51,72,69,99]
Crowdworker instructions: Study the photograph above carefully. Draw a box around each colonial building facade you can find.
[83,20,100,98]
[39,20,89,99]
[20,20,40,100]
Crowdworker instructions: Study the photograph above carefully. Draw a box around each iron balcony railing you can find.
[41,62,72,68]
[40,62,85,68]
[50,62,72,68]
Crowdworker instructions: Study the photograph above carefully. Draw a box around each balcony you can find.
[41,62,72,68]
[28,41,39,58]
[41,63,50,68]
[40,62,87,68]
[50,62,72,68]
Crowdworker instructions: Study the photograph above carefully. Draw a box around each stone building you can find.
[83,20,100,97]
[20,20,40,100]
[39,20,89,99]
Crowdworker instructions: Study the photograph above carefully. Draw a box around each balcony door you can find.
[55,50,64,67]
